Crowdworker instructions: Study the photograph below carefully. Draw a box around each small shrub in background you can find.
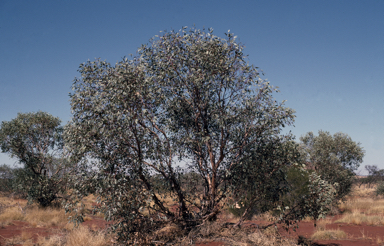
[375,182,384,196]
[365,165,384,188]
[0,164,15,193]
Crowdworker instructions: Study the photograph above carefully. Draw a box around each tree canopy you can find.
[364,165,384,187]
[300,130,364,199]
[0,112,69,207]
[64,27,334,243]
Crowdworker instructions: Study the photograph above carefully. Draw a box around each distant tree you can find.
[0,164,16,193]
[64,27,334,243]
[375,182,384,196]
[0,112,70,207]
[365,165,384,187]
[300,130,364,200]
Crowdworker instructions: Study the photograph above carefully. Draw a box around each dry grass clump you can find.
[36,226,111,246]
[0,231,34,246]
[0,193,95,229]
[246,227,298,246]
[3,235,26,245]
[301,216,315,222]
[152,223,183,243]
[0,205,25,226]
[36,235,65,246]
[24,207,68,227]
[251,211,276,222]
[311,217,347,240]
[155,224,181,235]
[336,211,384,225]
[315,218,332,231]
[65,226,110,246]
[339,198,372,211]
[377,236,384,245]
[180,222,298,246]
[367,204,384,214]
[0,194,28,226]
[311,229,347,240]
[0,202,70,228]
[350,184,376,197]
[339,197,384,214]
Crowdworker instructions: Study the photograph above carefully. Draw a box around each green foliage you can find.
[276,167,336,228]
[0,164,15,193]
[228,162,337,229]
[227,136,299,222]
[375,182,384,196]
[286,165,310,200]
[303,172,336,221]
[0,165,34,198]
[64,27,331,243]
[300,130,364,200]
[0,164,37,199]
[0,112,69,207]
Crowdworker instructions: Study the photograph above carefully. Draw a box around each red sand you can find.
[1,215,383,246]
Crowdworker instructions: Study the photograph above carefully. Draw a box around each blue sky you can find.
[0,0,383,173]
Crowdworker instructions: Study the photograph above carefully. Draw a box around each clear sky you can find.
[1,0,383,173]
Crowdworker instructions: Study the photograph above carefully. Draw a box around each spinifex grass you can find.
[0,205,25,226]
[339,197,384,214]
[180,222,298,246]
[311,229,347,240]
[349,184,376,197]
[0,194,74,228]
[35,226,111,246]
[307,218,341,241]
[62,226,110,246]
[24,207,69,227]
[315,218,333,231]
[336,211,384,225]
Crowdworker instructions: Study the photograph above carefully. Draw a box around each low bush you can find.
[375,182,384,196]
[311,229,347,240]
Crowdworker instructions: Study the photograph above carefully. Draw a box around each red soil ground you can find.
[279,218,384,246]
[0,221,60,245]
[192,213,384,246]
[1,214,383,245]
[0,216,110,245]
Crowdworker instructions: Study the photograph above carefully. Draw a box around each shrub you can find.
[0,164,25,195]
[376,182,384,196]
[300,131,364,200]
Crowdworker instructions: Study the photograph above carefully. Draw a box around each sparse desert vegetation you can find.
[336,211,384,226]
[339,197,384,214]
[1,182,384,245]
[0,27,380,246]
[0,195,75,228]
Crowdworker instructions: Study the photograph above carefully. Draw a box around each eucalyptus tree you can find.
[0,112,70,207]
[65,27,320,242]
[365,165,384,187]
[300,130,365,200]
